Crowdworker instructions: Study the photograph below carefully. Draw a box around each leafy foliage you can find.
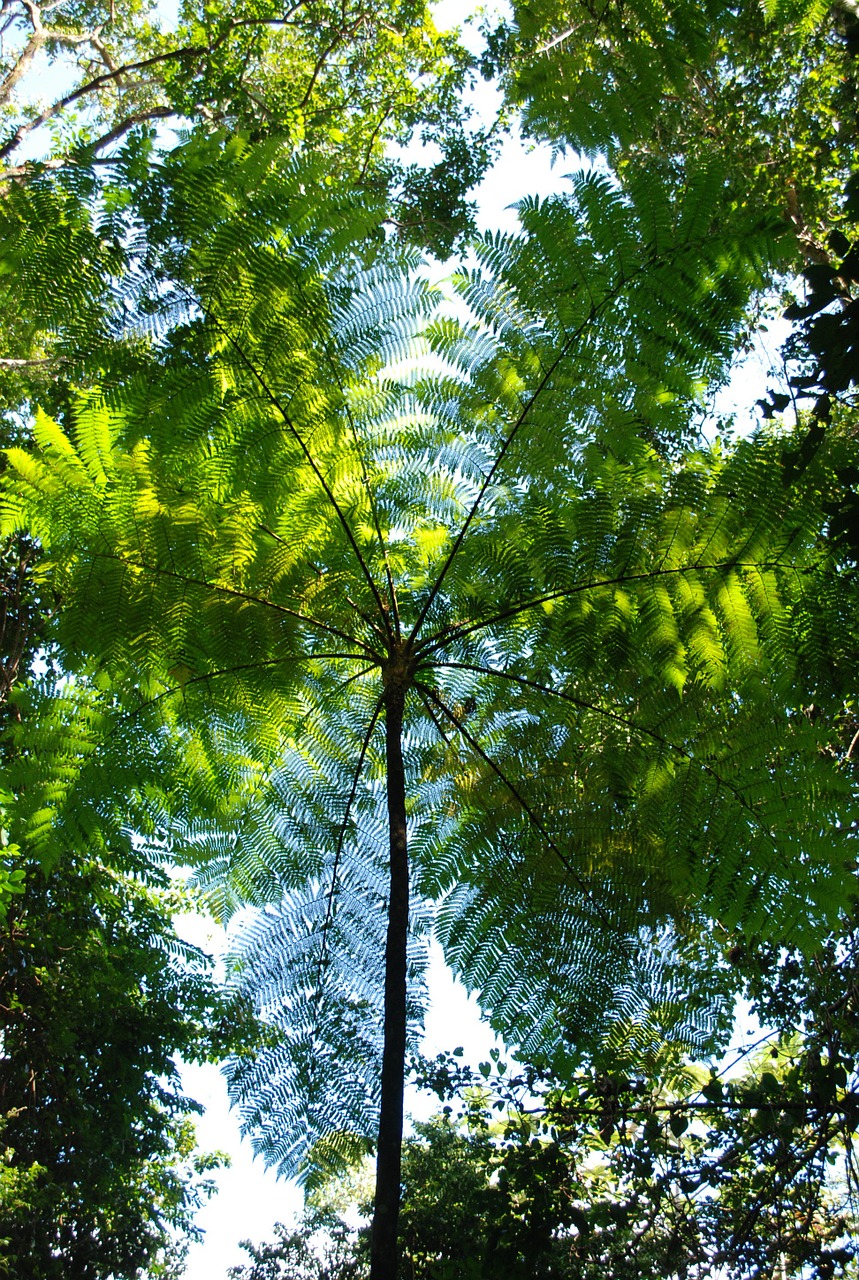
[227,1212,366,1280]
[487,0,858,269]
[0,0,488,255]
[238,970,859,1280]
[404,920,859,1280]
[0,856,238,1280]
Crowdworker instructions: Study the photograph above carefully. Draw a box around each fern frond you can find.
[3,141,852,1179]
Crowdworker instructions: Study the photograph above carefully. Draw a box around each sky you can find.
[177,931,506,1277]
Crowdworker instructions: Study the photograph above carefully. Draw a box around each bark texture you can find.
[369,678,409,1280]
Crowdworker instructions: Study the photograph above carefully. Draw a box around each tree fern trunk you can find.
[370,682,409,1280]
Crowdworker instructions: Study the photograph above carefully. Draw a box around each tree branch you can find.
[0,42,186,159]
[0,356,67,367]
[433,659,776,841]
[0,7,311,161]
[406,307,597,645]
[415,680,612,927]
[313,693,384,1000]
[0,105,175,180]
[90,549,378,656]
[0,29,44,109]
[313,321,400,643]
[220,329,395,640]
[124,651,370,723]
[416,560,794,656]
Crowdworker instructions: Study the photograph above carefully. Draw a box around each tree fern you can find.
[1,138,853,1278]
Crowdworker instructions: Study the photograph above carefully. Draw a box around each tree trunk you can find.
[370,683,409,1280]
